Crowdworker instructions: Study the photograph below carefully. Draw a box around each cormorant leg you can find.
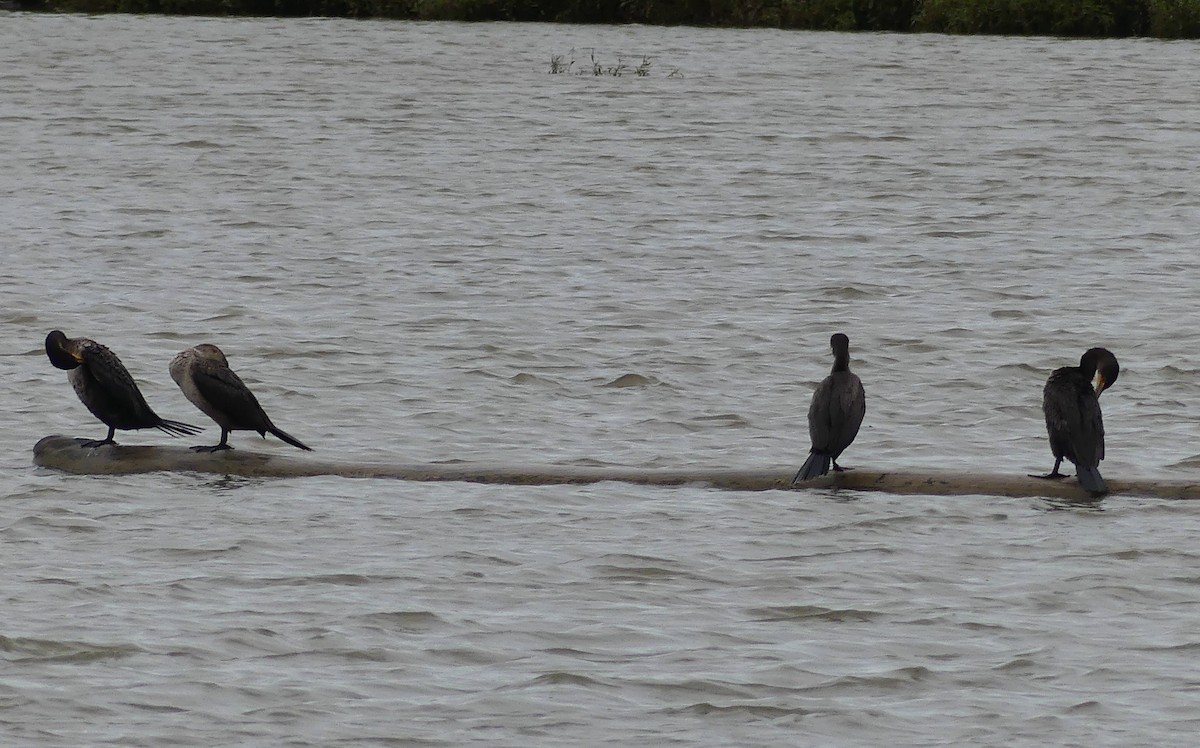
[1030,458,1066,480]
[831,460,852,473]
[191,428,234,453]
[80,427,117,448]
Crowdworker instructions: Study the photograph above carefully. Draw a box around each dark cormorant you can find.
[1034,347,1120,495]
[793,333,867,483]
[45,330,203,448]
[169,343,312,452]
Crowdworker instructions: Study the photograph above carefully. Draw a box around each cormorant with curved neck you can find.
[1033,347,1119,495]
[793,333,866,484]
[170,343,312,452]
[45,330,203,448]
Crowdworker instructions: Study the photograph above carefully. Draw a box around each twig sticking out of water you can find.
[548,48,680,78]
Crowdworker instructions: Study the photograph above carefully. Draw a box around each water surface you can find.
[3,15,1200,746]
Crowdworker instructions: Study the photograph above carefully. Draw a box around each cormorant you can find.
[793,333,866,483]
[1034,347,1119,495]
[45,330,203,447]
[169,343,312,452]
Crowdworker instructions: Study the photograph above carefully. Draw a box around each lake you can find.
[3,13,1200,745]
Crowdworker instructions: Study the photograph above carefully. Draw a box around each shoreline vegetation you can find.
[8,0,1200,38]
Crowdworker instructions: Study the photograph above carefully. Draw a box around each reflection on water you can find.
[197,474,267,492]
[3,14,1200,747]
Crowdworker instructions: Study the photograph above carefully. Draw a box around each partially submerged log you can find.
[32,435,1200,500]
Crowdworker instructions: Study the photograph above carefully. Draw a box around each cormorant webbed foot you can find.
[190,444,234,453]
[79,438,116,448]
[1030,471,1068,480]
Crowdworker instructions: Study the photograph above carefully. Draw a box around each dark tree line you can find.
[19,0,1200,38]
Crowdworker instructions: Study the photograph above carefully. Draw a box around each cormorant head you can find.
[1082,347,1119,396]
[193,343,229,367]
[45,330,84,370]
[830,333,851,372]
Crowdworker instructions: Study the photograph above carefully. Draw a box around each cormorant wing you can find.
[808,372,865,456]
[807,376,836,451]
[831,374,866,452]
[190,363,271,430]
[82,342,156,414]
[1081,392,1105,463]
[1043,389,1075,436]
[1045,378,1104,467]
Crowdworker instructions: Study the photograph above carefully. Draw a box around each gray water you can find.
[3,13,1200,746]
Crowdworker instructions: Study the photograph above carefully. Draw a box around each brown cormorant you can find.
[1034,347,1119,495]
[45,330,203,448]
[169,343,312,452]
[793,333,866,483]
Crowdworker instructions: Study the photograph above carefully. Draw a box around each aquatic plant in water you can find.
[549,48,671,77]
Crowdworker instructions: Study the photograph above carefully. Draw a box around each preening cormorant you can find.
[1034,347,1119,495]
[169,343,312,452]
[793,333,866,484]
[45,330,203,447]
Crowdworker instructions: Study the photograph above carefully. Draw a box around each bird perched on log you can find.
[793,333,866,483]
[45,330,202,447]
[1034,347,1119,495]
[169,343,312,452]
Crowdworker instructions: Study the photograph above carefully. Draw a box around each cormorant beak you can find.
[1095,365,1118,396]
[1083,348,1119,398]
[46,343,84,370]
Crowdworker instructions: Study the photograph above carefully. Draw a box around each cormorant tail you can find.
[157,419,204,437]
[1075,465,1108,495]
[268,425,313,451]
[792,452,831,484]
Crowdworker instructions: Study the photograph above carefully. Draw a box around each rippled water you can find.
[4,13,1200,745]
